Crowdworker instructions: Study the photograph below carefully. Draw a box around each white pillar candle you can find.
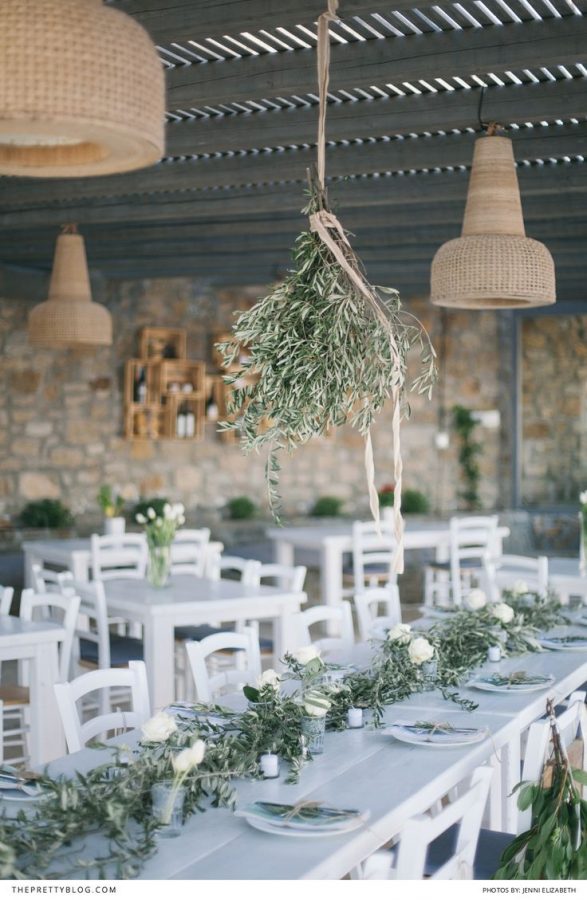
[259,753,280,779]
[347,707,363,729]
[488,645,501,663]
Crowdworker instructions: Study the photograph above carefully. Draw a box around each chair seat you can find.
[343,563,391,576]
[427,559,482,571]
[0,685,30,706]
[425,824,514,879]
[175,625,225,642]
[80,636,144,667]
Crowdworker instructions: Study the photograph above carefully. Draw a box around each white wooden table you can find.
[0,615,66,765]
[22,537,224,586]
[101,575,306,709]
[39,638,587,880]
[267,521,510,609]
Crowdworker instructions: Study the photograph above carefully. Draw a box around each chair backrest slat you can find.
[294,601,354,655]
[91,533,147,581]
[185,627,261,703]
[20,588,81,681]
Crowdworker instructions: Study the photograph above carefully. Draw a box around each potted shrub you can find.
[310,496,344,518]
[226,497,257,521]
[19,499,74,532]
[402,488,430,515]
[97,485,125,535]
[378,484,395,508]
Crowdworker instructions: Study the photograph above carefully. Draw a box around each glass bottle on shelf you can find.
[206,394,218,422]
[185,405,195,438]
[176,403,187,438]
[134,365,147,404]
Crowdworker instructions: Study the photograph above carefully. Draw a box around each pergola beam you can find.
[164,78,587,158]
[0,164,584,228]
[2,124,586,205]
[166,17,587,109]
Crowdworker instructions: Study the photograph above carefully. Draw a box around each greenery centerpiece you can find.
[97,484,125,534]
[216,0,436,548]
[136,502,185,587]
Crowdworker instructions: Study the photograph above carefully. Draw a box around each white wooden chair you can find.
[257,563,307,594]
[170,528,211,576]
[72,580,144,671]
[54,661,151,753]
[294,601,354,655]
[30,563,74,595]
[185,627,261,703]
[205,554,262,585]
[0,586,14,616]
[354,766,493,880]
[90,533,147,581]
[424,694,586,879]
[485,554,549,603]
[0,589,80,765]
[424,515,498,609]
[349,520,396,592]
[354,585,401,642]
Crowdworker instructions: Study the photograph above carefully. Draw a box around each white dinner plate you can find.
[540,635,587,651]
[240,813,368,838]
[383,723,489,748]
[467,674,555,693]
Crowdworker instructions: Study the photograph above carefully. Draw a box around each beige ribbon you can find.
[311,2,404,572]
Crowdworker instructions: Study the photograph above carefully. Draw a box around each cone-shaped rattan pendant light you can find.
[0,0,164,177]
[430,132,556,309]
[28,226,112,348]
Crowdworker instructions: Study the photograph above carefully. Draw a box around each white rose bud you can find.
[294,645,321,665]
[579,490,587,505]
[387,623,412,644]
[141,711,177,743]
[408,636,435,666]
[163,503,172,518]
[492,602,515,624]
[465,589,487,611]
[257,668,280,689]
[172,740,206,774]
[147,507,156,520]
[512,580,529,596]
[136,513,147,525]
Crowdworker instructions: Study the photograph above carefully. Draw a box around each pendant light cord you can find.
[477,86,502,136]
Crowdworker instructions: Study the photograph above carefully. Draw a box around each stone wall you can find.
[521,313,587,506]
[0,276,511,525]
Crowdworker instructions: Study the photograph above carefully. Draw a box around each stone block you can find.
[19,472,60,500]
[50,447,84,467]
[9,369,40,394]
[25,421,53,437]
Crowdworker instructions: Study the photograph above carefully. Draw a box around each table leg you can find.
[274,539,295,568]
[29,643,66,765]
[143,617,175,711]
[71,551,91,582]
[321,540,343,635]
[274,604,301,669]
[23,551,38,589]
[501,736,522,833]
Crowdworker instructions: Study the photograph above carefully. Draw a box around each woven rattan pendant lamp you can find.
[28,226,112,347]
[0,0,164,177]
[430,129,556,309]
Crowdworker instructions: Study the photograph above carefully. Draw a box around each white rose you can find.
[579,490,587,505]
[492,602,515,624]
[387,623,412,644]
[294,645,321,665]
[163,503,172,518]
[178,515,186,526]
[172,740,206,774]
[173,503,185,517]
[408,636,435,666]
[465,589,487,611]
[141,711,177,742]
[147,507,156,520]
[257,668,280,689]
[512,580,529,596]
[136,513,147,525]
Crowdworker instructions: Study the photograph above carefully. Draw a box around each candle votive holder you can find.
[151,781,185,837]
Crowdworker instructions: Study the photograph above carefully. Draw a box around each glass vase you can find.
[421,659,438,692]
[301,715,326,755]
[151,781,185,837]
[148,544,171,588]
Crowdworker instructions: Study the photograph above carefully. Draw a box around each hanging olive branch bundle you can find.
[217,0,436,553]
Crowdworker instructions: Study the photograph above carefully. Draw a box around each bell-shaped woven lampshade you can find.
[28,227,112,348]
[430,134,556,309]
[0,0,164,177]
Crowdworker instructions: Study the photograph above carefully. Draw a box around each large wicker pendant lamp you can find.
[430,129,556,309]
[28,226,112,347]
[0,0,165,177]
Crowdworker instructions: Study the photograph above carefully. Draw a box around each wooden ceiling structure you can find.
[1,0,587,298]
